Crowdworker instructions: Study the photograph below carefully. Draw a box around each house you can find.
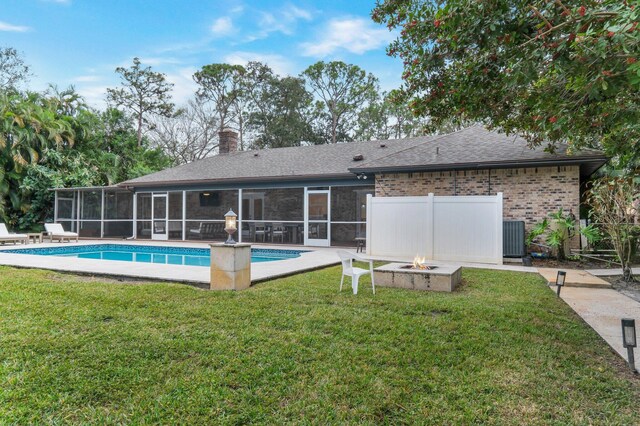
[53,126,607,247]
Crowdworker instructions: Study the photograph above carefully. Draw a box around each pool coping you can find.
[0,240,340,286]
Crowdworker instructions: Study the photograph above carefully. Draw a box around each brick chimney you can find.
[218,128,238,154]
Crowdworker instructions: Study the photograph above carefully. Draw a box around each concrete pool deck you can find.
[0,240,341,285]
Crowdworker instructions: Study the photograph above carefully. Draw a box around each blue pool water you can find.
[2,244,304,267]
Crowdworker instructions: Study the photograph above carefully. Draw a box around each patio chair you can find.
[337,250,375,295]
[271,223,287,243]
[254,223,267,242]
[44,223,79,243]
[308,223,320,239]
[0,223,28,245]
[153,222,166,234]
[241,223,253,241]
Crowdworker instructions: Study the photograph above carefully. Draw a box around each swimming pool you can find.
[1,244,304,267]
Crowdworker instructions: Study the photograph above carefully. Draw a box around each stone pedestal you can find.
[210,243,251,290]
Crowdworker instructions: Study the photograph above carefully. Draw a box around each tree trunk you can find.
[238,113,244,151]
[137,113,143,147]
[331,113,337,144]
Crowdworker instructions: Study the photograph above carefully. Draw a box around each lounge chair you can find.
[0,223,27,245]
[44,223,79,243]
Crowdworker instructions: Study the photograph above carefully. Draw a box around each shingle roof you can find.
[120,136,437,187]
[121,125,607,187]
[349,125,607,174]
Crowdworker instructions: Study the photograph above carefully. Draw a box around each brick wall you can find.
[375,166,581,244]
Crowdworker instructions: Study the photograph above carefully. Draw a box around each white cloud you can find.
[283,4,312,21]
[300,17,393,57]
[211,17,234,37]
[74,75,101,83]
[76,84,109,109]
[0,21,31,32]
[248,4,313,40]
[223,52,294,76]
[137,57,182,66]
[165,67,199,105]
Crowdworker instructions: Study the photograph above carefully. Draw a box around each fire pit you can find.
[374,258,461,292]
[394,255,439,271]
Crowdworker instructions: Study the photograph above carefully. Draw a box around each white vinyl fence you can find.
[366,193,503,264]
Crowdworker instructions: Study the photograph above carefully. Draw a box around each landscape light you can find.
[621,318,637,373]
[556,270,566,297]
[224,209,237,245]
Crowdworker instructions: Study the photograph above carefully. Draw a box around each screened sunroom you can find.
[53,183,374,247]
[52,129,430,246]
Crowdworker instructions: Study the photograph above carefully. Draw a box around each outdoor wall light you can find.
[621,318,637,373]
[224,209,237,245]
[556,270,566,297]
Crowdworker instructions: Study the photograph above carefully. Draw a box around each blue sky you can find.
[1,0,402,107]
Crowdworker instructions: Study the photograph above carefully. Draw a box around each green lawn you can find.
[0,266,638,424]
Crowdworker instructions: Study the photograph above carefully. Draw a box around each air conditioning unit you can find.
[503,221,526,258]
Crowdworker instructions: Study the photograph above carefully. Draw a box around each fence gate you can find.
[366,193,503,264]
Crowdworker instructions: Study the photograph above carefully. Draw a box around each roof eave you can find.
[349,156,609,174]
[118,172,356,189]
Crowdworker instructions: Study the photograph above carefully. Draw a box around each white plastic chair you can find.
[337,250,375,295]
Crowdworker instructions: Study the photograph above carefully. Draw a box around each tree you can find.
[302,61,379,144]
[149,98,219,164]
[193,63,245,137]
[94,108,172,183]
[372,1,640,168]
[260,76,317,148]
[106,57,174,147]
[0,91,75,223]
[19,148,100,230]
[236,62,317,149]
[588,177,639,282]
[0,47,31,91]
[236,62,277,149]
[355,91,426,141]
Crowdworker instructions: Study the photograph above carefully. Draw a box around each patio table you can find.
[27,232,43,244]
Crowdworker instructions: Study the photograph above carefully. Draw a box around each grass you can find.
[0,266,638,424]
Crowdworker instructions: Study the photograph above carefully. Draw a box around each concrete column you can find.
[210,243,251,290]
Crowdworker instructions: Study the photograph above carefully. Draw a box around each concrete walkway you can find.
[537,268,611,288]
[535,267,638,361]
[587,266,640,277]
[556,286,640,360]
